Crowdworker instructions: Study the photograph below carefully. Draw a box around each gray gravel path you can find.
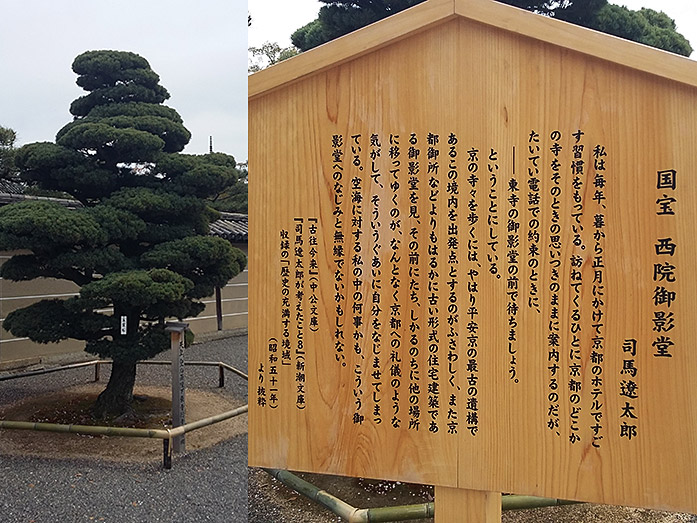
[0,334,248,523]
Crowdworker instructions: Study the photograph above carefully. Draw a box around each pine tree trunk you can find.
[93,360,137,418]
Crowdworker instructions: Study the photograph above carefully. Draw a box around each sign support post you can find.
[435,487,501,523]
[165,321,189,453]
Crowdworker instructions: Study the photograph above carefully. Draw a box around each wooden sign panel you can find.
[249,6,697,514]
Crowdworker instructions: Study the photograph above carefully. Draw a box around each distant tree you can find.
[0,125,18,179]
[206,155,248,213]
[209,178,248,213]
[588,5,692,56]
[505,0,691,56]
[0,50,246,417]
[292,0,423,51]
[291,0,692,57]
[248,41,300,72]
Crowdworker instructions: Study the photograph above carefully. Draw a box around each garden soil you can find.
[0,383,246,462]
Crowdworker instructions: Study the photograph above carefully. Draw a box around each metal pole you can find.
[215,286,223,331]
[163,439,172,469]
[94,361,100,382]
[218,364,225,388]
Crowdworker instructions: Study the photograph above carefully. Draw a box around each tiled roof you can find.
[0,180,85,208]
[0,193,83,209]
[210,212,248,242]
[0,179,26,194]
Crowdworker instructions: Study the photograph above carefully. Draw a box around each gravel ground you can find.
[7,336,697,523]
[0,334,248,523]
[248,465,697,523]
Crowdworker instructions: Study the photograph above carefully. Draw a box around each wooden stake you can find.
[166,321,189,454]
[435,487,501,523]
[215,286,223,331]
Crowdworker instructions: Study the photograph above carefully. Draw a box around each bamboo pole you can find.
[220,362,249,381]
[218,362,248,381]
[265,469,360,521]
[0,405,247,439]
[359,496,577,522]
[0,360,102,382]
[0,360,248,383]
[502,496,580,511]
[168,405,248,437]
[0,420,169,439]
[108,360,249,381]
[0,404,247,469]
[360,502,435,522]
[263,468,582,522]
[0,359,248,469]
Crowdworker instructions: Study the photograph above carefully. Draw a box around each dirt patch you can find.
[0,383,246,462]
[249,468,432,522]
[249,469,697,523]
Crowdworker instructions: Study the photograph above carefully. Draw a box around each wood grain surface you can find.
[249,0,697,514]
[435,487,501,522]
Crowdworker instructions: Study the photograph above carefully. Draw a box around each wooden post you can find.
[163,438,172,469]
[165,321,189,453]
[435,487,501,523]
[215,286,223,331]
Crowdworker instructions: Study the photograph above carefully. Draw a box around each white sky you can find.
[0,1,692,166]
[249,0,697,59]
[1,1,248,161]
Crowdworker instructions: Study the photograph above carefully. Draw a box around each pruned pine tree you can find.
[0,50,246,417]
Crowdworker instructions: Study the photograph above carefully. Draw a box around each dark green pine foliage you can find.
[0,125,18,179]
[209,161,248,213]
[497,0,691,56]
[586,4,692,57]
[0,51,246,416]
[292,0,425,51]
[291,0,692,57]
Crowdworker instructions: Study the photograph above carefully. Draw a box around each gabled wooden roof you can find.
[249,0,697,100]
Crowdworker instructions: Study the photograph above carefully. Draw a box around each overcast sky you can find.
[1,1,693,166]
[1,1,248,161]
[249,0,697,58]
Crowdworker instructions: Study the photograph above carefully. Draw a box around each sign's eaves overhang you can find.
[248,0,697,101]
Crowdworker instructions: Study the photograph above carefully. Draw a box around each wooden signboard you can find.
[249,0,697,514]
